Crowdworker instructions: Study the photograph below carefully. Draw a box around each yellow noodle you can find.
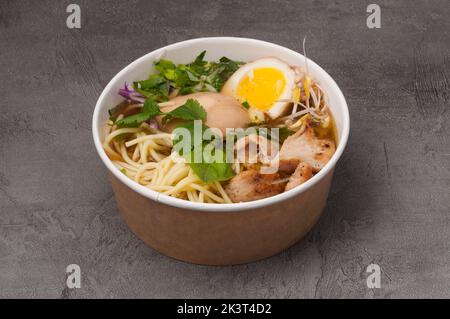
[148,137,170,148]
[105,128,140,145]
[113,161,139,172]
[132,144,140,162]
[125,134,172,147]
[140,140,150,163]
[112,140,122,155]
[159,158,174,184]
[136,132,146,163]
[103,120,231,203]
[214,182,232,204]
[163,176,199,196]
[190,184,225,203]
[120,143,140,167]
[186,191,196,202]
[191,190,199,202]
[104,144,122,160]
[134,162,159,182]
[150,148,164,162]
[168,167,190,185]
[198,190,204,203]
[110,114,124,133]
[140,171,156,181]
[162,162,186,185]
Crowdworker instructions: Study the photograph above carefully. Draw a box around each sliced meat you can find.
[235,134,277,165]
[285,162,313,191]
[277,158,300,173]
[224,170,285,203]
[278,126,335,173]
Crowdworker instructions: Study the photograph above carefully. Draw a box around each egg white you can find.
[221,57,295,119]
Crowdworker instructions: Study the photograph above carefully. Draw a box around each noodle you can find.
[103,123,231,203]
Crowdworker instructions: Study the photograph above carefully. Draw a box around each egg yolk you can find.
[236,68,286,111]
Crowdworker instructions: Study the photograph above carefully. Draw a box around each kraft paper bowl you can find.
[92,37,350,265]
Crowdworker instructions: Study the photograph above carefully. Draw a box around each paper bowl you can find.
[92,37,350,265]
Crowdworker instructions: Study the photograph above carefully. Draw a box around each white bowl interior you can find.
[93,37,349,212]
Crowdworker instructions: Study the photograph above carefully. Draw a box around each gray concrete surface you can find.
[0,0,449,298]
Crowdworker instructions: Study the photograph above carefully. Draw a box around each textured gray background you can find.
[0,0,449,299]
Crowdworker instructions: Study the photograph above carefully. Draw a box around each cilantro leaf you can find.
[154,59,176,77]
[172,121,210,154]
[187,51,208,75]
[114,112,151,128]
[162,99,207,125]
[242,101,250,109]
[133,74,169,102]
[185,147,235,183]
[208,57,243,91]
[193,51,207,66]
[115,98,163,127]
[173,120,234,183]
[115,97,206,128]
[142,97,163,116]
[151,51,243,95]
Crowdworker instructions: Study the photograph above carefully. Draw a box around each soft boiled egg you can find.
[221,57,296,119]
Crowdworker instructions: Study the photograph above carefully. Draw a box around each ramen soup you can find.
[103,51,337,203]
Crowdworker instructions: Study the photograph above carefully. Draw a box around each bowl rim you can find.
[92,37,350,212]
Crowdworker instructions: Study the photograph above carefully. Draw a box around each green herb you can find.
[277,127,295,144]
[153,51,243,94]
[125,51,241,106]
[115,98,207,128]
[115,98,163,128]
[162,99,207,125]
[210,56,243,90]
[133,74,170,102]
[173,120,235,183]
[184,147,235,183]
[172,121,210,154]
[115,112,150,128]
[120,168,127,175]
[242,101,250,109]
[193,50,207,65]
[154,59,176,79]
